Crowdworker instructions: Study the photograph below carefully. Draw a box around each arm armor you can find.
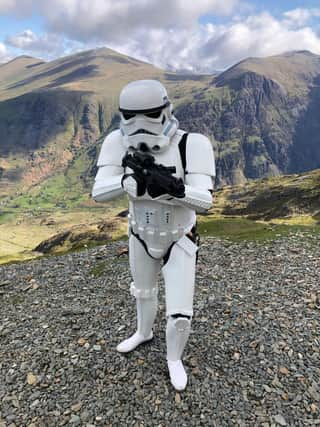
[91,130,126,202]
[178,174,213,213]
[176,133,215,212]
[92,165,124,202]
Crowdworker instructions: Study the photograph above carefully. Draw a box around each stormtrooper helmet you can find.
[119,80,178,153]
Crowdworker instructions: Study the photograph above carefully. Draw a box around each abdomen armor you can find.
[127,134,196,258]
[129,199,196,259]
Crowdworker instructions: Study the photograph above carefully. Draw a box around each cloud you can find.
[35,0,239,43]
[0,41,12,63]
[5,29,83,59]
[283,8,320,27]
[6,29,40,49]
[112,11,320,72]
[0,0,33,16]
[197,12,320,70]
[0,0,239,43]
[2,3,320,72]
[6,29,59,53]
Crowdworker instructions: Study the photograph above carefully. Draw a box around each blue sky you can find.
[0,13,43,39]
[251,0,320,12]
[0,1,320,72]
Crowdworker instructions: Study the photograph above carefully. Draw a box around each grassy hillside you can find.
[218,169,320,221]
[1,168,319,264]
[177,51,320,185]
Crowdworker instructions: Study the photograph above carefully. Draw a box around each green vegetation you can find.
[1,166,319,265]
[12,169,86,210]
[247,135,263,144]
[0,211,16,224]
[198,216,320,242]
[90,260,109,277]
[89,257,128,277]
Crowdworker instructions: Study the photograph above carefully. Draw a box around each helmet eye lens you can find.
[123,112,136,120]
[145,110,162,119]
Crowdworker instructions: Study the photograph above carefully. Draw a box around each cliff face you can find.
[289,77,320,174]
[177,55,320,186]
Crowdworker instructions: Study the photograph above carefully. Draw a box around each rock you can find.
[70,414,81,424]
[278,367,289,375]
[274,414,287,426]
[71,402,82,412]
[27,373,37,385]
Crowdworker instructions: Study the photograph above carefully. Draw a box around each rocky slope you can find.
[0,235,320,425]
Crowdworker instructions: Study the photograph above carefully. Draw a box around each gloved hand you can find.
[146,173,185,199]
[121,173,146,197]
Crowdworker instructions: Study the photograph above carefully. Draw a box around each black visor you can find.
[119,100,170,118]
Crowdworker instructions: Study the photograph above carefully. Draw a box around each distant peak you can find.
[15,54,42,61]
[3,55,45,65]
[282,50,316,57]
[71,46,125,58]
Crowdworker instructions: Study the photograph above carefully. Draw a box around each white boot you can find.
[117,297,157,353]
[166,316,191,391]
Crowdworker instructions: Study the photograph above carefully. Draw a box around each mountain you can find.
[0,47,210,200]
[0,55,45,93]
[177,50,320,185]
[1,48,320,205]
[214,50,320,93]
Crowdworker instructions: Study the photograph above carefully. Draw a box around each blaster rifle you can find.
[122,151,185,199]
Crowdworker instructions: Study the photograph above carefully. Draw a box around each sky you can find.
[0,0,320,73]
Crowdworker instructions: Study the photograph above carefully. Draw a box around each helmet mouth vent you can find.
[139,143,149,152]
[130,129,157,136]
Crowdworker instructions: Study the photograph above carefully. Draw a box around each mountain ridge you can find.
[0,48,320,202]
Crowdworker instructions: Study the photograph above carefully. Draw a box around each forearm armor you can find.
[176,185,212,212]
[92,165,124,202]
[92,175,124,202]
[174,173,213,212]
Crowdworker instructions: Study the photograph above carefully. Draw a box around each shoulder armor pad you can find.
[97,130,126,167]
[186,133,215,176]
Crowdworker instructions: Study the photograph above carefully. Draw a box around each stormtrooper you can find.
[92,80,215,391]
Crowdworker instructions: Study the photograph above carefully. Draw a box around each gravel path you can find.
[0,233,320,426]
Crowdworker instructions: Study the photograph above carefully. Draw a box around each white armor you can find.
[119,80,178,153]
[92,80,215,391]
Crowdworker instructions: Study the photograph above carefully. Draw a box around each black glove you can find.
[146,173,185,199]
[121,173,147,197]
